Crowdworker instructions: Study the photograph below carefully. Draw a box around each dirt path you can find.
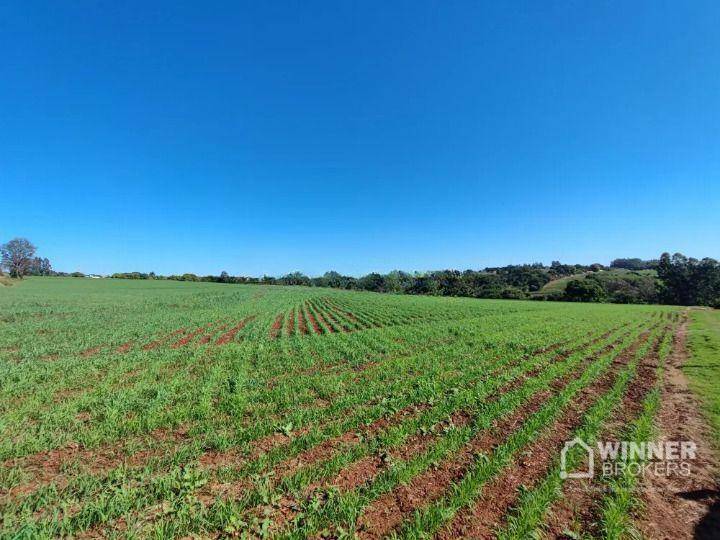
[638,316,720,539]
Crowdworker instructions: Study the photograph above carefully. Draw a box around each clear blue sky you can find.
[2,2,718,276]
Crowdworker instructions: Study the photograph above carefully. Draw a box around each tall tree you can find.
[1,238,37,278]
[657,252,720,306]
[39,257,52,276]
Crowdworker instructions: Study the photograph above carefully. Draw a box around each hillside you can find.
[533,268,659,303]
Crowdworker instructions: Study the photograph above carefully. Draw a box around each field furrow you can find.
[0,280,688,539]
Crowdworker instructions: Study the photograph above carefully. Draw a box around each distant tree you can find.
[429,270,469,296]
[500,286,527,299]
[695,258,720,307]
[384,270,414,294]
[112,271,150,279]
[319,271,342,288]
[584,272,657,304]
[564,279,606,302]
[1,238,37,278]
[657,252,720,306]
[610,258,658,271]
[357,273,386,292]
[279,272,311,286]
[657,253,692,305]
[219,271,230,283]
[27,257,52,276]
[549,261,576,278]
[40,257,52,275]
[461,272,504,298]
[312,271,356,289]
[406,274,439,295]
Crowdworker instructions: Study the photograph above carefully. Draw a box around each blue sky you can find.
[1,1,718,276]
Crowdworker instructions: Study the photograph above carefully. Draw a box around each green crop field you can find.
[0,278,689,538]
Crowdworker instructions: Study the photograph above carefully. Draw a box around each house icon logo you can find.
[560,437,594,479]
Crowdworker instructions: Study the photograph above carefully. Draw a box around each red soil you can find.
[316,301,351,332]
[81,346,103,358]
[329,410,470,494]
[637,317,720,539]
[306,308,323,334]
[355,390,554,539]
[1,426,191,500]
[298,307,309,335]
[142,327,187,351]
[326,300,360,323]
[235,405,432,536]
[286,309,295,337]
[171,323,214,348]
[199,324,227,344]
[437,331,655,539]
[355,329,652,538]
[270,313,284,338]
[115,341,133,354]
[215,316,256,345]
[314,309,336,333]
[541,329,668,538]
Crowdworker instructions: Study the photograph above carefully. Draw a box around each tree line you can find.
[114,254,720,308]
[3,237,718,307]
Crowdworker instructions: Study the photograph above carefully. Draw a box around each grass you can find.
[0,277,682,538]
[685,308,720,449]
[534,269,658,298]
[535,273,590,295]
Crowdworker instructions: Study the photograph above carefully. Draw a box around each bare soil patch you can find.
[215,316,255,345]
[115,341,133,353]
[306,307,322,334]
[298,307,309,335]
[200,323,227,344]
[171,322,216,348]
[1,426,191,501]
[270,313,284,338]
[81,345,103,358]
[143,327,186,351]
[286,308,295,337]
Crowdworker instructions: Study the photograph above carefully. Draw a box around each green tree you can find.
[564,279,606,302]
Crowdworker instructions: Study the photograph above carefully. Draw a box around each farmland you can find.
[0,278,714,538]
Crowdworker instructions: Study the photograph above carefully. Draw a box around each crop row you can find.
[0,279,679,539]
[2,314,666,537]
[268,296,456,339]
[73,316,257,357]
